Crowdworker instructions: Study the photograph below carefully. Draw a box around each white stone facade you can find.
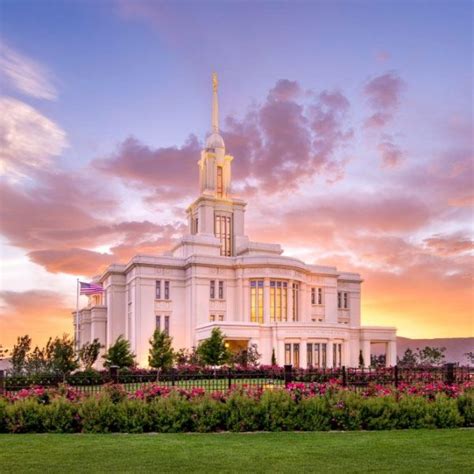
[74,74,397,368]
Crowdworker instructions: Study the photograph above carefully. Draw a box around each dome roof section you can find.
[205,132,225,150]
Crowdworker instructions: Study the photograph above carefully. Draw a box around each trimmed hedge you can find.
[0,389,473,433]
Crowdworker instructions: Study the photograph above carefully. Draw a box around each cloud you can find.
[377,140,404,168]
[0,44,57,100]
[0,97,67,176]
[424,233,473,256]
[0,290,72,348]
[363,71,403,129]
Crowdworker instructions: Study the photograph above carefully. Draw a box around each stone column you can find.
[362,340,371,368]
[263,278,270,323]
[386,340,397,367]
[237,271,243,322]
[301,338,307,368]
[326,341,333,369]
[243,279,250,322]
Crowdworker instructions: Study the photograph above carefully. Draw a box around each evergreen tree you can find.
[271,348,277,366]
[79,339,102,370]
[103,335,136,368]
[397,348,418,367]
[196,328,230,366]
[11,335,31,374]
[358,350,364,368]
[148,329,174,371]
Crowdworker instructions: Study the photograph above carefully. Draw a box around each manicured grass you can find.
[0,430,473,473]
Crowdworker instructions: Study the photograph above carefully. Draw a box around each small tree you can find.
[79,339,102,370]
[358,350,364,368]
[11,335,31,374]
[48,335,79,378]
[370,353,386,368]
[416,346,446,366]
[148,329,174,374]
[271,348,277,366]
[25,345,50,374]
[230,343,261,367]
[464,351,474,365]
[397,348,418,367]
[0,345,8,362]
[196,328,230,366]
[103,335,135,368]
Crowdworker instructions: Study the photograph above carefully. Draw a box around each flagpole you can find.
[76,278,80,350]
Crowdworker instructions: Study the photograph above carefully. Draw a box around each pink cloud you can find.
[378,140,404,168]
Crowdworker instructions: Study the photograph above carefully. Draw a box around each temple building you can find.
[74,74,397,368]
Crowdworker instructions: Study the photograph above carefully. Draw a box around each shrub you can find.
[43,398,79,433]
[147,393,193,433]
[260,390,296,431]
[79,395,118,433]
[0,398,8,433]
[397,395,433,429]
[225,391,262,432]
[5,398,46,433]
[457,391,474,427]
[295,396,331,431]
[115,399,149,433]
[329,391,363,431]
[191,396,227,432]
[360,396,399,430]
[430,395,463,428]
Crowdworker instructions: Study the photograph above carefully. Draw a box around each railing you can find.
[0,364,472,395]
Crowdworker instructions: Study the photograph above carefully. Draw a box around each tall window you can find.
[322,343,327,368]
[218,314,224,321]
[209,314,216,322]
[215,213,232,256]
[218,281,224,299]
[250,280,264,323]
[292,283,299,321]
[293,343,300,367]
[164,281,170,300]
[216,166,223,197]
[284,343,300,367]
[307,343,313,367]
[270,281,287,322]
[155,315,161,331]
[164,316,170,336]
[332,343,342,368]
[192,217,199,234]
[311,288,316,305]
[318,287,323,305]
[285,343,291,365]
[155,281,161,300]
[338,291,349,309]
[210,280,215,299]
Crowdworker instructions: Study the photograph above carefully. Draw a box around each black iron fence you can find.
[1,364,472,395]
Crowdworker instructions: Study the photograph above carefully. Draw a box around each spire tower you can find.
[212,72,219,133]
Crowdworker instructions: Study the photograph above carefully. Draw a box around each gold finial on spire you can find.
[212,72,218,92]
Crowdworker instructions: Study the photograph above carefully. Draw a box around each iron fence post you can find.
[110,365,119,384]
[445,363,455,385]
[0,370,4,395]
[342,366,347,387]
[284,364,293,388]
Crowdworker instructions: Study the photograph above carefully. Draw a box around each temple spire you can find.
[212,72,219,133]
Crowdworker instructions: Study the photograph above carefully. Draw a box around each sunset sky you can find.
[0,0,472,349]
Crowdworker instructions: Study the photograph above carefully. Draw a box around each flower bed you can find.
[0,381,472,433]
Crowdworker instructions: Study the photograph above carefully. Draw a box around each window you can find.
[292,283,299,321]
[164,316,170,336]
[192,217,199,234]
[332,343,342,368]
[322,343,327,368]
[210,280,215,299]
[215,214,232,256]
[218,314,224,321]
[250,280,264,323]
[311,288,316,305]
[307,343,313,367]
[338,291,349,309]
[217,166,223,197]
[155,281,161,300]
[318,288,323,305]
[164,281,170,300]
[218,280,224,299]
[155,315,161,331]
[270,281,288,322]
[293,343,300,367]
[210,314,216,322]
[285,343,291,365]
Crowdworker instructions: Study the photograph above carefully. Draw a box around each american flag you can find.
[79,281,104,295]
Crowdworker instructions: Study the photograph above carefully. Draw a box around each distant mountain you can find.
[397,337,473,365]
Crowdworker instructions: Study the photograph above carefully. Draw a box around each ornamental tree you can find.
[416,346,446,367]
[11,335,31,374]
[196,328,230,366]
[103,335,136,368]
[397,348,418,367]
[47,335,79,378]
[79,339,102,370]
[148,329,174,372]
[464,351,474,364]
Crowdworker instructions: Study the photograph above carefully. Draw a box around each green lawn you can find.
[0,430,473,473]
